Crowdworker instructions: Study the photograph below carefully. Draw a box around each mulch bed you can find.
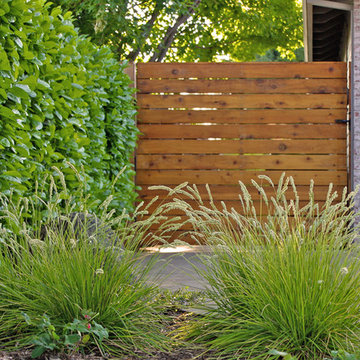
[0,349,210,360]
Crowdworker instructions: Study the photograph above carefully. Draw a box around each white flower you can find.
[95,268,104,275]
[318,280,324,284]
[340,267,349,275]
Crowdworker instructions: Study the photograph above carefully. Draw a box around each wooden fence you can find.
[135,62,348,243]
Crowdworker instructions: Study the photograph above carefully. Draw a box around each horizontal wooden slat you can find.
[137,78,347,94]
[144,211,344,233]
[146,218,194,231]
[141,199,329,215]
[137,109,347,124]
[138,94,347,109]
[137,62,346,79]
[138,124,346,139]
[137,155,346,170]
[145,212,339,231]
[136,170,347,185]
[150,231,199,245]
[145,218,251,231]
[136,139,347,154]
[138,185,346,201]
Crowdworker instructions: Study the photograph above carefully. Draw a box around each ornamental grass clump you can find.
[159,175,360,359]
[0,166,175,357]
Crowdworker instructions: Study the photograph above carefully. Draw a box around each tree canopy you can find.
[51,0,303,62]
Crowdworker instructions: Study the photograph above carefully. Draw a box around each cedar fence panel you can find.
[135,62,349,244]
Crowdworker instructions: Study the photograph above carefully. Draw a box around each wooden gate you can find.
[135,62,348,243]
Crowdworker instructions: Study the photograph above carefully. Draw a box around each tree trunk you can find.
[149,0,201,62]
[127,5,162,62]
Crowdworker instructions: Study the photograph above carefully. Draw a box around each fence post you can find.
[124,62,137,205]
[124,62,136,90]
[352,3,360,219]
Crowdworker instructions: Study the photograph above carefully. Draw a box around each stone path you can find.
[142,246,210,292]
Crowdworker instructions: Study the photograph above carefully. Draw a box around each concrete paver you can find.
[142,246,211,291]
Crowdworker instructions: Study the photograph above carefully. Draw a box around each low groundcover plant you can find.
[0,166,176,357]
[22,311,108,358]
[159,175,360,359]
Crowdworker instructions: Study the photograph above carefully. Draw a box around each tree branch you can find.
[149,0,201,62]
[127,5,162,62]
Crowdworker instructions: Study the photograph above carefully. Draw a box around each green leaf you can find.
[0,138,10,147]
[23,50,35,60]
[3,170,22,177]
[37,79,51,89]
[14,84,36,97]
[44,41,57,49]
[268,349,289,357]
[0,88,7,99]
[0,105,16,120]
[21,312,32,325]
[64,333,80,345]
[7,92,21,104]
[31,346,46,359]
[0,175,22,184]
[0,3,10,16]
[14,145,30,157]
[18,75,37,90]
[81,334,90,344]
[0,49,11,71]
[14,37,23,49]
[284,355,296,360]
[9,85,29,100]
[71,82,84,90]
[92,322,109,341]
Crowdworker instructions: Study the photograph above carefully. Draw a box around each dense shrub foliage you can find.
[0,0,138,212]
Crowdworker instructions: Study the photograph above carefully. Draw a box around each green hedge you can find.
[0,0,138,212]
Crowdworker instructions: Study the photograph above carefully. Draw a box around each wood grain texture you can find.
[135,61,348,243]
[149,231,200,245]
[137,94,347,109]
[145,212,343,230]
[137,109,347,124]
[137,62,347,79]
[144,212,339,230]
[137,154,346,170]
[138,185,346,201]
[136,170,347,185]
[141,199,328,215]
[137,78,347,94]
[136,139,347,154]
[138,124,346,139]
